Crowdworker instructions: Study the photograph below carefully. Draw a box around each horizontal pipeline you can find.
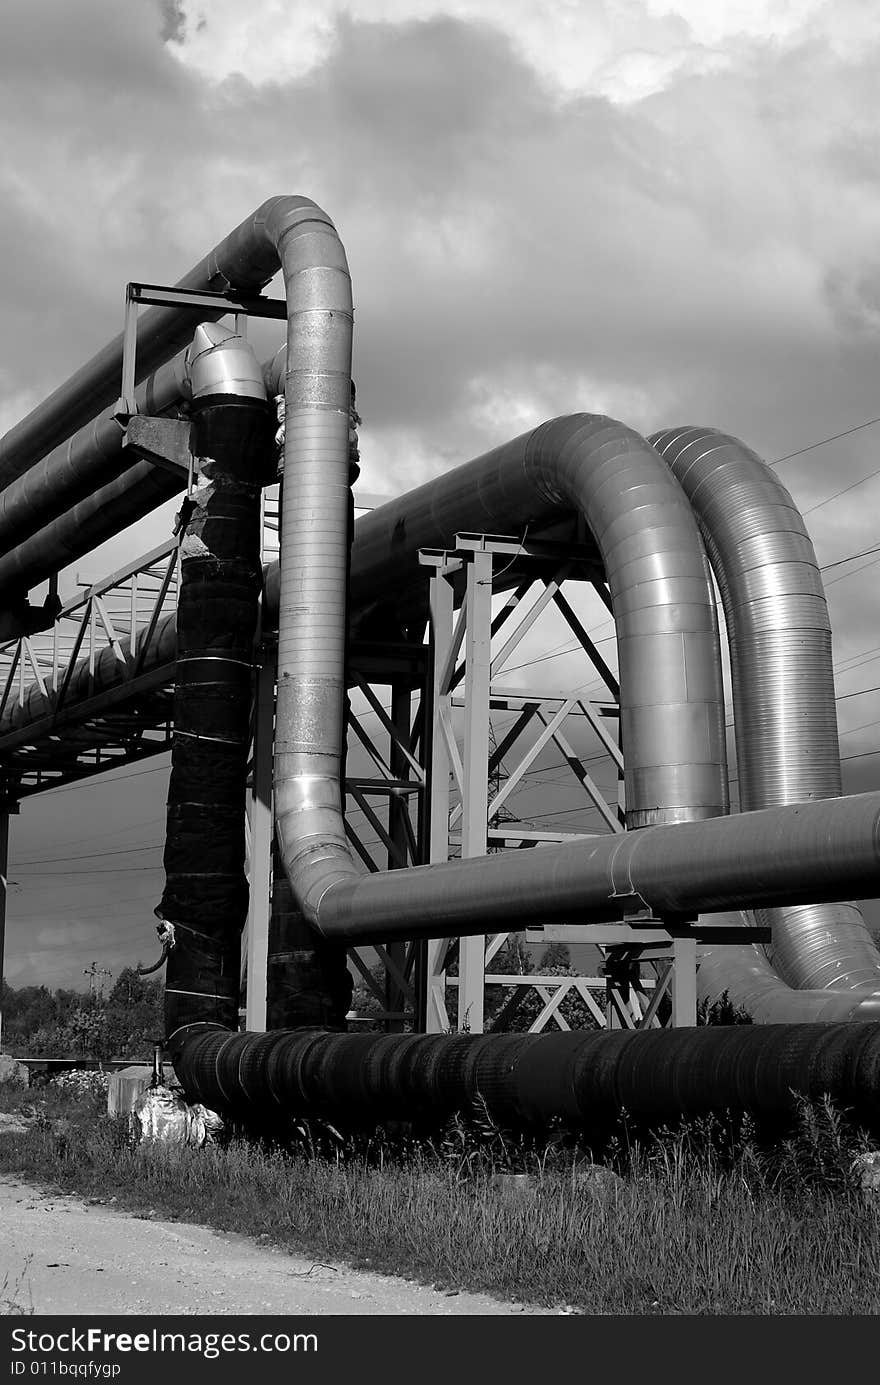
[170,1021,880,1130]
[296,790,880,944]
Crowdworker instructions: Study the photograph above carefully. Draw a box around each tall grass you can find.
[1,1079,879,1314]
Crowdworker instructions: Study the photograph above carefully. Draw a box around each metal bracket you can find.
[122,415,192,480]
[115,280,287,423]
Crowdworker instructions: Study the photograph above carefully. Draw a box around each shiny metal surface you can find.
[0,201,290,490]
[652,426,880,1017]
[2,195,879,1036]
[0,354,188,594]
[186,323,266,401]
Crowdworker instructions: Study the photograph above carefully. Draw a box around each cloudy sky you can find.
[3,0,880,991]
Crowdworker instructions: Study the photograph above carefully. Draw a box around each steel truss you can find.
[417,532,708,1035]
[0,525,753,1035]
[0,540,181,801]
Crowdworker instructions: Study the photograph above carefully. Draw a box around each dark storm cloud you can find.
[3,4,880,555]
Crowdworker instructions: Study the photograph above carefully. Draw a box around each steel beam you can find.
[244,642,275,1032]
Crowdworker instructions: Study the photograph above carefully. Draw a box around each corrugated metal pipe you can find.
[169,1021,880,1134]
[651,427,880,1022]
[275,413,729,943]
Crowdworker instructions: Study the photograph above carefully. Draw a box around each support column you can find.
[245,640,275,1032]
[0,811,9,1051]
[385,681,412,1032]
[670,935,698,1027]
[458,549,493,1034]
[423,559,455,1033]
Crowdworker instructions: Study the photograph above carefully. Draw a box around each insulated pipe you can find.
[160,325,276,1036]
[275,414,729,941]
[0,208,286,490]
[170,1020,880,1132]
[0,355,190,593]
[652,427,880,1019]
[0,198,334,603]
[268,790,880,944]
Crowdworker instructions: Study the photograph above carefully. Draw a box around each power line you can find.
[13,864,163,877]
[821,543,880,574]
[769,415,880,468]
[34,761,170,797]
[802,465,880,518]
[12,842,164,867]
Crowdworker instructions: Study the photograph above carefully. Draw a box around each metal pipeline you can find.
[159,325,276,1036]
[170,1021,880,1132]
[0,209,284,491]
[0,198,336,604]
[275,414,729,941]
[2,195,880,1039]
[652,427,880,1021]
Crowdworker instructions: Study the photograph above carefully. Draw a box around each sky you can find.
[2,0,880,991]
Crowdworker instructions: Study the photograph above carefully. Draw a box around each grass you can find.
[1,1077,880,1314]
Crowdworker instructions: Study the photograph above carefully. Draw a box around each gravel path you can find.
[0,1172,552,1317]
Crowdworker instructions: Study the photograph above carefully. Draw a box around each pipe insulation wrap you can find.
[160,367,276,1037]
[171,1021,880,1130]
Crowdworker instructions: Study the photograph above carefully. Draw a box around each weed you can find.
[1,1082,878,1314]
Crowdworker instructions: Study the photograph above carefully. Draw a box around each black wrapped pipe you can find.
[267,838,353,1029]
[171,1021,880,1133]
[161,394,276,1037]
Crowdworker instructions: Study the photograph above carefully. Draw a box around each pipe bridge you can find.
[2,196,880,1130]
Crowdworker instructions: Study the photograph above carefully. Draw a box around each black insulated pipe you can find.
[266,837,352,1030]
[161,392,276,1037]
[170,1022,880,1133]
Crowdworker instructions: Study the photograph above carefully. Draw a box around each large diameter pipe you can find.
[652,427,880,1014]
[160,327,276,1036]
[0,350,285,605]
[275,413,729,941]
[0,356,189,592]
[278,790,880,945]
[171,1021,880,1130]
[0,201,293,490]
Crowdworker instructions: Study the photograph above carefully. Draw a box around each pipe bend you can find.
[652,425,880,1018]
[275,408,728,941]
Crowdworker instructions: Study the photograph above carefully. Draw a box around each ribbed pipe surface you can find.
[652,426,880,1016]
[171,1021,880,1131]
[276,413,729,939]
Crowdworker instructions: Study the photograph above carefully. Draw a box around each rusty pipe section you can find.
[652,427,880,1018]
[276,414,728,935]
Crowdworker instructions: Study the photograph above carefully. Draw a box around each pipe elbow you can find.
[185,323,266,402]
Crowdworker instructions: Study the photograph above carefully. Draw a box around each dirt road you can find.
[0,1173,552,1316]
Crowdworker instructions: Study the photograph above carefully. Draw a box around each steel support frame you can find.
[0,809,9,1050]
[419,533,624,1034]
[243,639,276,1031]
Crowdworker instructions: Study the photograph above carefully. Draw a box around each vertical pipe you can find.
[162,328,275,1038]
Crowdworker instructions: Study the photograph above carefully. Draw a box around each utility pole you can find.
[83,962,111,1001]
